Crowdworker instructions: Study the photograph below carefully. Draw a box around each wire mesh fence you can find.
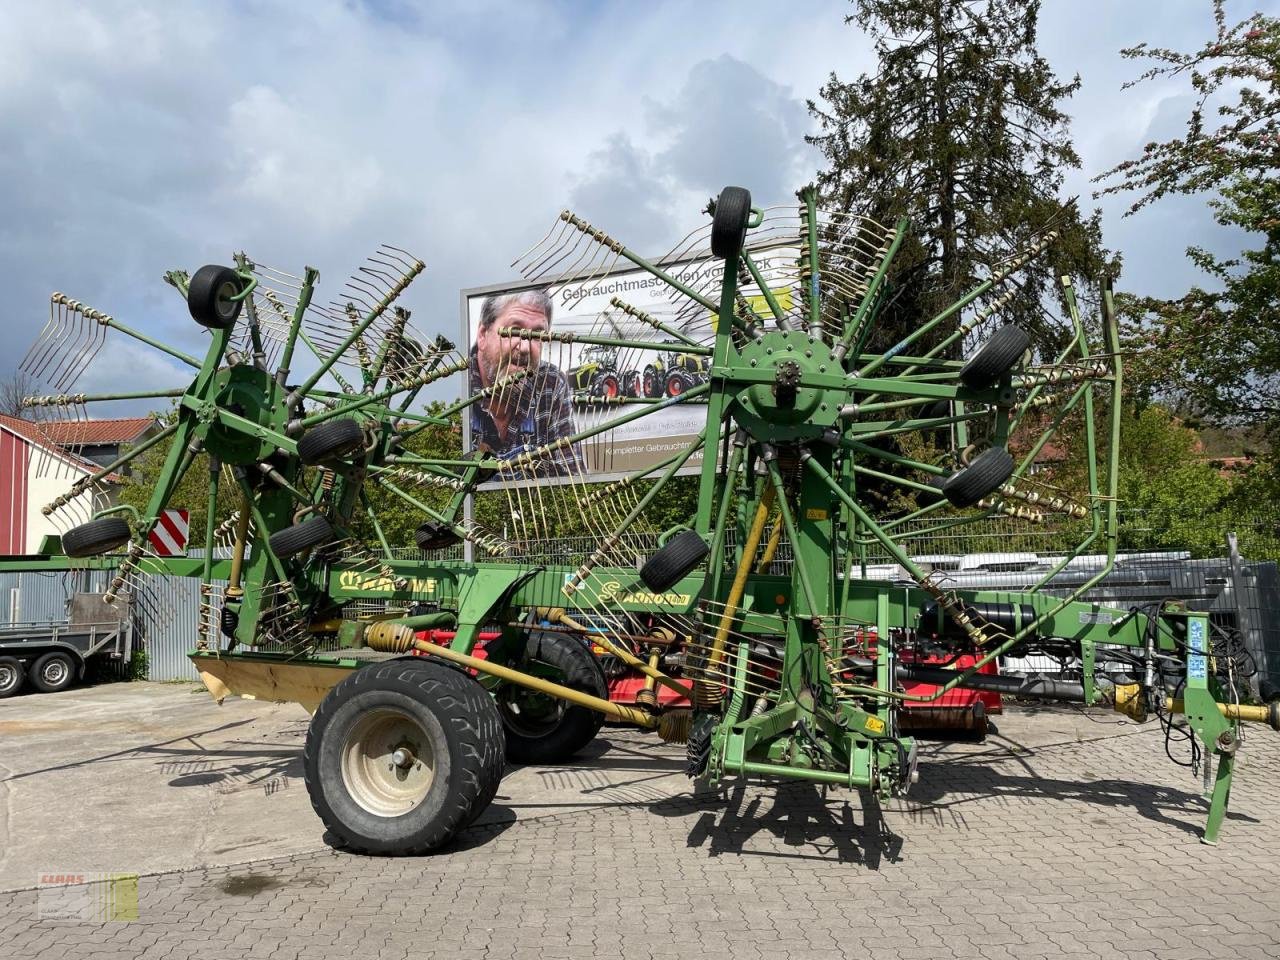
[3,507,1278,688]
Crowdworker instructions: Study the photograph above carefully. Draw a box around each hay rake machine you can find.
[7,185,1277,854]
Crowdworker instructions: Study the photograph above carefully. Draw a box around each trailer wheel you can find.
[304,659,505,855]
[0,657,24,698]
[30,651,77,693]
[417,659,507,826]
[61,517,131,558]
[498,632,606,764]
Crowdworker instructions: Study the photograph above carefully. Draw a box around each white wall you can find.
[23,445,119,553]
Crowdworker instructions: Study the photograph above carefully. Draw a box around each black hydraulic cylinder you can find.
[896,663,1088,703]
[843,657,1088,703]
[918,601,1037,641]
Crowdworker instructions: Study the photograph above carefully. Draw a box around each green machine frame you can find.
[4,185,1274,848]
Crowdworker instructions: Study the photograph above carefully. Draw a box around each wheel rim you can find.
[340,707,436,817]
[669,379,683,396]
[0,665,16,692]
[604,379,618,398]
[41,659,68,686]
[497,684,567,738]
[215,280,239,321]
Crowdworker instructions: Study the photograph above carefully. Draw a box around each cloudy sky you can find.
[1,0,1274,413]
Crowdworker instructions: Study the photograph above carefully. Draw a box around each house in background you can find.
[0,416,155,554]
[36,417,161,472]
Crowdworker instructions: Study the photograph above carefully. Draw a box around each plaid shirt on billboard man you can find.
[469,289,584,477]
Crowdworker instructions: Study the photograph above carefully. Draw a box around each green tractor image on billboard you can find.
[636,341,710,398]
[569,344,623,399]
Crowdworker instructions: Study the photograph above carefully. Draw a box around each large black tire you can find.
[388,655,507,827]
[61,517,131,558]
[959,325,1030,389]
[498,632,607,765]
[639,529,709,592]
[666,369,695,397]
[187,265,245,329]
[941,447,1015,508]
[304,659,506,855]
[0,657,25,698]
[623,370,640,398]
[642,366,663,398]
[710,186,752,259]
[297,419,364,465]
[269,515,336,558]
[591,372,621,399]
[29,651,77,693]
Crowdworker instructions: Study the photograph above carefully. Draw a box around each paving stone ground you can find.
[2,685,1278,960]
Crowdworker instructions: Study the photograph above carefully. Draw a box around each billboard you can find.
[460,246,798,488]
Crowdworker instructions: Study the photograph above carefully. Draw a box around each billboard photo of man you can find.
[469,289,584,477]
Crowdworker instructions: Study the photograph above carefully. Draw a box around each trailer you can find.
[0,592,133,697]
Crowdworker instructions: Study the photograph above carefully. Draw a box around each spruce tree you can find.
[807,0,1114,354]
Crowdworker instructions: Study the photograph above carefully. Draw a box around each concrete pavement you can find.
[1,683,1278,959]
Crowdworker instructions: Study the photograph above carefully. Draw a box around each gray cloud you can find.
[569,134,676,257]
[651,55,815,202]
[565,55,818,258]
[2,0,1277,418]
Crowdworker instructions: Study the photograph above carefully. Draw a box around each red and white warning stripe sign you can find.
[148,508,190,557]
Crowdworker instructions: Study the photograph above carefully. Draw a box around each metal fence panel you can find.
[133,574,207,682]
[2,525,1277,689]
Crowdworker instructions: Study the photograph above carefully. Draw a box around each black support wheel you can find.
[710,186,752,259]
[415,520,463,552]
[498,631,607,765]
[639,529,709,592]
[29,650,77,693]
[269,515,336,558]
[0,657,25,698]
[304,658,506,855]
[941,447,1015,508]
[297,418,365,466]
[187,265,246,329]
[61,517,131,558]
[918,475,949,505]
[959,324,1030,389]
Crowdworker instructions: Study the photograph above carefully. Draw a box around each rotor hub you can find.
[735,330,840,440]
[199,364,288,464]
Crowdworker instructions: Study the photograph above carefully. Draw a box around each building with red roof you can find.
[0,415,159,554]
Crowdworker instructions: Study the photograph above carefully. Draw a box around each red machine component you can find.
[900,652,1002,716]
[415,628,690,707]
[414,627,993,726]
